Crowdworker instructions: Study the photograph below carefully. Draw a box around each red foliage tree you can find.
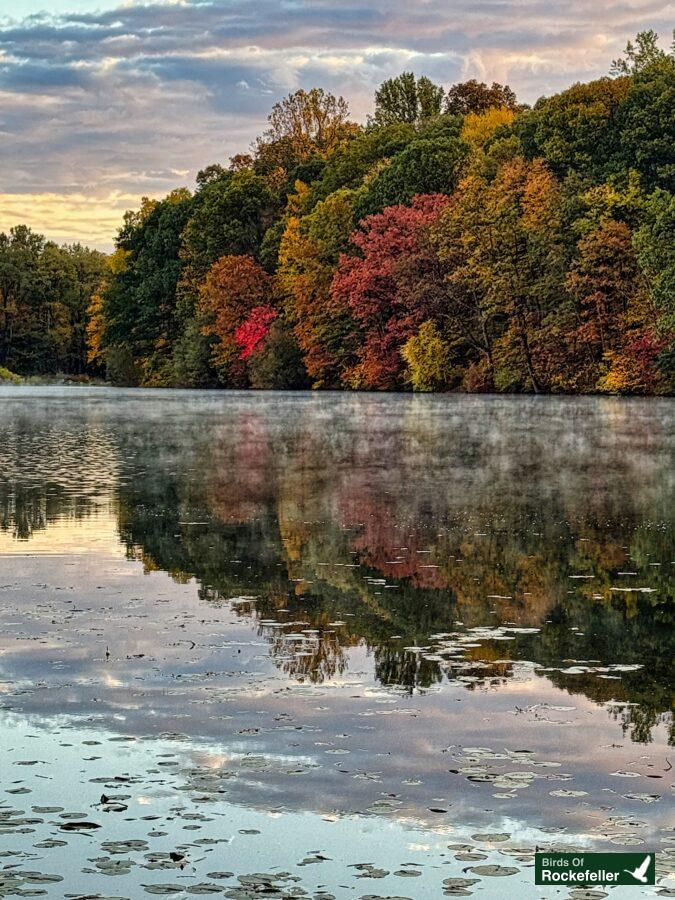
[235,305,278,359]
[330,194,450,389]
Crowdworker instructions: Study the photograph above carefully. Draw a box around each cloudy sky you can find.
[0,0,672,250]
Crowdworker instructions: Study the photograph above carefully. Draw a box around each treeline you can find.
[0,227,106,376]
[2,31,674,393]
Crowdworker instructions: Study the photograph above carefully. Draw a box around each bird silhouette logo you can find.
[623,855,652,883]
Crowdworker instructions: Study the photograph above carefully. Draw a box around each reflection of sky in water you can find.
[1,712,663,900]
[0,386,673,897]
[0,511,121,556]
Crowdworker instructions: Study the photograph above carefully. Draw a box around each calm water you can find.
[0,386,673,899]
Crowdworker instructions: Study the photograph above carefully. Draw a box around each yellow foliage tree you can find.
[460,107,515,148]
[401,320,452,391]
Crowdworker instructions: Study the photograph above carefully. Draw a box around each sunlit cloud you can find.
[0,190,147,248]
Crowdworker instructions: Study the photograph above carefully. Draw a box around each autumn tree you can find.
[235,306,278,359]
[458,107,520,180]
[429,191,498,390]
[229,153,254,172]
[432,158,568,392]
[73,42,675,397]
[461,107,516,149]
[568,220,646,355]
[254,88,357,174]
[331,194,450,389]
[401,320,452,390]
[444,79,517,116]
[278,189,357,386]
[198,254,274,384]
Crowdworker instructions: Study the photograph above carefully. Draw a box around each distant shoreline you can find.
[1,377,672,398]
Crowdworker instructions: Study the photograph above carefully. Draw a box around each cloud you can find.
[0,190,140,248]
[0,0,672,247]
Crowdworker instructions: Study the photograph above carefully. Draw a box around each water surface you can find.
[0,386,673,898]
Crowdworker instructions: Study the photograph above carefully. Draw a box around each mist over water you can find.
[0,386,673,898]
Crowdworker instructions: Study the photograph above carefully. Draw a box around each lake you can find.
[0,386,673,899]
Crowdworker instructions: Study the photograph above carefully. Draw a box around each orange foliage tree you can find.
[198,255,274,384]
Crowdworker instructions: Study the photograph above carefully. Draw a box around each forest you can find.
[0,30,673,394]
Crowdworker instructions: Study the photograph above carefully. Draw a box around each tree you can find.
[461,107,516,148]
[331,194,450,389]
[401,320,452,390]
[635,189,675,389]
[170,317,216,388]
[636,189,675,330]
[308,123,416,205]
[459,107,520,180]
[198,255,274,384]
[567,219,647,357]
[102,188,193,386]
[12,56,664,398]
[516,77,631,181]
[355,136,467,219]
[615,47,675,191]
[179,172,274,281]
[278,189,357,386]
[0,226,106,376]
[565,218,664,392]
[246,321,309,389]
[87,249,128,371]
[254,88,357,173]
[235,306,278,359]
[61,244,109,373]
[611,29,668,75]
[196,164,228,187]
[229,153,253,172]
[599,329,668,393]
[175,171,276,373]
[0,226,45,369]
[371,73,444,127]
[429,189,500,389]
[432,158,567,393]
[444,79,517,116]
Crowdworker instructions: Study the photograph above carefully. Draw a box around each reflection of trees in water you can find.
[114,438,673,743]
[3,394,673,743]
[515,590,675,745]
[615,705,673,747]
[110,401,673,743]
[268,625,348,683]
[373,645,443,689]
[0,482,95,539]
[0,418,116,539]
